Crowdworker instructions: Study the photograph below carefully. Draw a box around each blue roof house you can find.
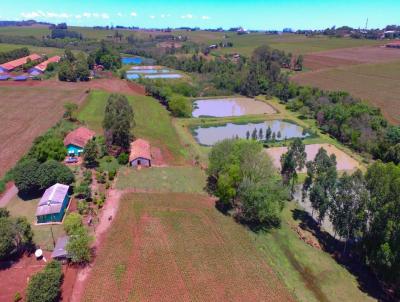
[36,183,70,224]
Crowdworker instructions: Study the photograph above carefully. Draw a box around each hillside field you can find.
[0,85,87,177]
[83,192,295,302]
[292,60,400,125]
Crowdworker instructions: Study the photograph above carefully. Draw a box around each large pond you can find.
[122,57,142,65]
[192,98,276,117]
[192,120,309,146]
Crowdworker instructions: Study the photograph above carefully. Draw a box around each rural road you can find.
[0,185,18,208]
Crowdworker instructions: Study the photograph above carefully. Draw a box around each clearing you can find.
[0,85,87,177]
[265,143,361,172]
[292,60,400,125]
[77,90,187,165]
[82,192,295,302]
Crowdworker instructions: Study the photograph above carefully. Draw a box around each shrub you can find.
[64,213,83,235]
[66,227,92,264]
[117,153,129,165]
[96,171,106,184]
[168,94,192,117]
[75,183,91,201]
[77,201,89,215]
[108,169,116,181]
[26,261,62,302]
[14,292,22,302]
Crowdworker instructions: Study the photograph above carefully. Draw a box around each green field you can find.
[0,42,79,56]
[116,166,207,193]
[212,34,383,56]
[293,60,400,125]
[77,90,187,164]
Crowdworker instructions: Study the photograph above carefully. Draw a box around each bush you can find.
[117,153,129,165]
[108,169,116,181]
[96,171,106,184]
[64,213,83,235]
[75,183,91,201]
[14,292,22,302]
[168,94,192,117]
[26,261,62,302]
[66,227,92,264]
[77,201,89,215]
[0,180,5,194]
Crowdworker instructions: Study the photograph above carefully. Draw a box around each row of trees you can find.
[207,139,288,228]
[0,47,30,64]
[280,139,400,294]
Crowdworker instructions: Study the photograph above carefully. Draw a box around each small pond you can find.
[192,120,309,146]
[122,57,142,65]
[126,74,140,80]
[192,98,276,117]
[144,74,183,79]
[126,69,170,74]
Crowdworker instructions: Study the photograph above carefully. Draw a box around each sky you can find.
[1,0,399,30]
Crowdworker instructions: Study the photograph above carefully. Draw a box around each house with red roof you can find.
[64,127,96,156]
[29,56,61,75]
[129,139,152,168]
[0,54,41,72]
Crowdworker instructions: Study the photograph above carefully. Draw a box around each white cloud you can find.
[201,15,211,20]
[160,14,165,18]
[130,11,137,17]
[21,11,40,19]
[100,13,109,19]
[83,12,92,18]
[181,14,193,19]
[149,15,155,19]
[75,15,82,19]
[117,12,123,17]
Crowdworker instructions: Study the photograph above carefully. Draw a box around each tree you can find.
[83,140,99,167]
[64,213,83,235]
[103,94,134,150]
[58,61,77,82]
[0,217,16,259]
[246,131,250,140]
[251,128,258,140]
[303,147,337,224]
[63,102,78,121]
[280,138,306,193]
[168,95,192,117]
[330,170,369,253]
[66,227,92,264]
[13,159,41,193]
[29,137,67,163]
[266,126,272,141]
[65,48,75,63]
[26,261,62,302]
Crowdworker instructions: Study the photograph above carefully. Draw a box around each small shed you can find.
[36,183,70,224]
[51,236,70,260]
[0,74,10,81]
[64,127,95,156]
[13,75,28,81]
[129,139,152,168]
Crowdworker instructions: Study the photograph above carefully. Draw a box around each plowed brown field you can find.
[83,193,295,302]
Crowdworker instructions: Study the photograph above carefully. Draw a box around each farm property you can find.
[83,192,295,302]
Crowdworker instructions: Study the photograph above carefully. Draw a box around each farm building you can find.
[36,183,70,224]
[64,127,95,156]
[0,54,41,72]
[51,236,70,260]
[28,56,61,75]
[129,138,152,168]
[0,74,10,81]
[386,41,400,49]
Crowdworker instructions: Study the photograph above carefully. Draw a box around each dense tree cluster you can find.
[103,94,134,151]
[88,41,122,70]
[59,51,90,82]
[0,208,33,260]
[64,213,92,264]
[207,139,288,228]
[0,47,30,64]
[26,261,63,302]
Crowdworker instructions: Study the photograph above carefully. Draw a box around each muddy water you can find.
[192,98,276,117]
[193,120,308,146]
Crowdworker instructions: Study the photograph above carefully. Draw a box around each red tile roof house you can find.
[28,56,61,75]
[129,139,152,168]
[0,54,41,73]
[64,127,96,157]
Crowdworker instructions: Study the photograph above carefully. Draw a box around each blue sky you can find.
[2,0,399,30]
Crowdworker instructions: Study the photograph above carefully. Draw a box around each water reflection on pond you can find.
[192,98,276,117]
[193,120,308,146]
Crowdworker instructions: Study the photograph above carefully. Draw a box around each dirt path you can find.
[0,184,18,207]
[70,188,122,302]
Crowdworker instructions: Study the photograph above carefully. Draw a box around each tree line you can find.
[0,47,30,64]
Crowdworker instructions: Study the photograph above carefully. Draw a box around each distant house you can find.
[129,139,152,168]
[51,236,70,260]
[64,127,96,157]
[0,54,41,72]
[28,56,61,75]
[36,184,70,224]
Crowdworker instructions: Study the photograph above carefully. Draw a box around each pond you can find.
[122,57,142,65]
[126,69,170,74]
[144,74,183,79]
[192,120,309,146]
[192,98,276,117]
[126,74,140,80]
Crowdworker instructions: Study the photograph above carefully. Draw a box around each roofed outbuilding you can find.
[0,54,41,72]
[36,183,70,224]
[129,139,152,168]
[51,236,70,260]
[64,127,95,156]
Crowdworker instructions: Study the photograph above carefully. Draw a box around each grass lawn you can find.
[83,192,294,302]
[116,166,207,193]
[77,90,187,165]
[253,202,376,302]
[0,43,67,56]
[6,196,65,251]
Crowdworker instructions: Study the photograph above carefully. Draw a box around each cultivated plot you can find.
[83,193,295,302]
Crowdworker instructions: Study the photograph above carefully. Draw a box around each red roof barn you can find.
[129,139,151,168]
[0,54,41,72]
